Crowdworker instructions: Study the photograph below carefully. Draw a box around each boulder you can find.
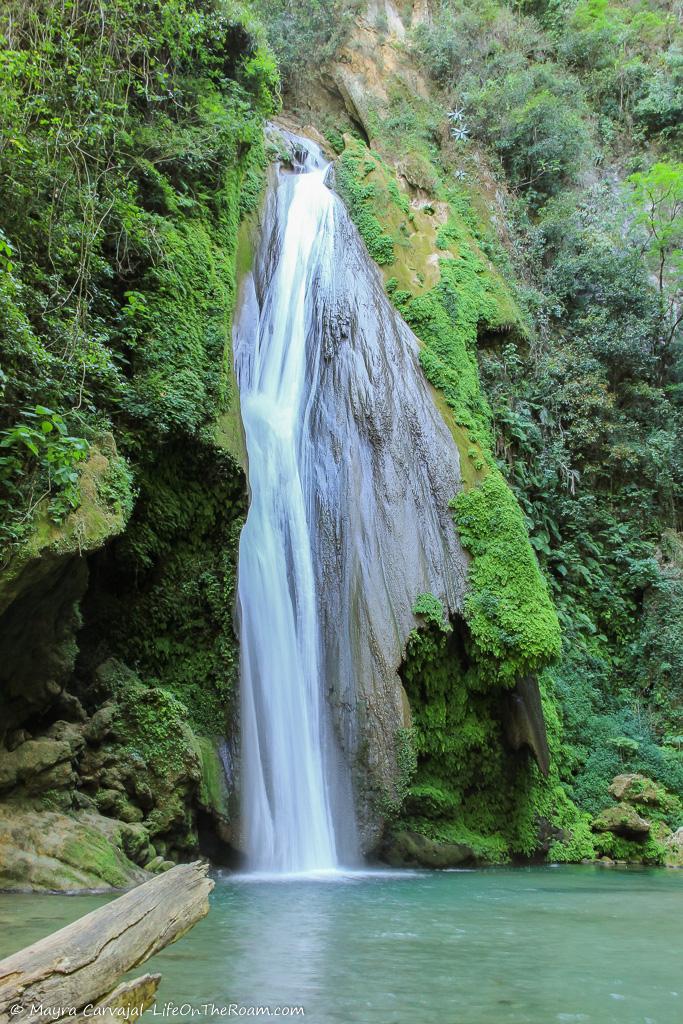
[664,827,683,868]
[144,855,174,874]
[118,822,154,866]
[592,803,651,839]
[0,738,73,793]
[0,806,149,891]
[381,829,475,868]
[44,719,86,756]
[23,760,76,796]
[609,773,668,808]
[56,691,88,723]
[4,730,31,752]
[84,703,118,745]
[94,788,144,823]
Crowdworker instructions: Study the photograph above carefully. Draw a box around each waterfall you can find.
[235,129,468,871]
[235,137,340,872]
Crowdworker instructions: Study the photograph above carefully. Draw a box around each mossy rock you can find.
[381,829,476,868]
[0,806,149,892]
[664,828,683,868]
[196,735,230,822]
[0,439,132,617]
[608,773,677,811]
[592,803,652,839]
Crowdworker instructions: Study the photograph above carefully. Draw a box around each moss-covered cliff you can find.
[0,0,277,887]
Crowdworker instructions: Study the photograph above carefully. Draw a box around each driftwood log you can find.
[0,861,214,1023]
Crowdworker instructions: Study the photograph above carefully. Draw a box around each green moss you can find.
[412,592,448,628]
[81,443,245,737]
[196,735,230,820]
[593,830,669,865]
[334,145,398,265]
[96,453,136,524]
[397,609,593,862]
[453,473,561,682]
[114,678,192,775]
[61,825,135,888]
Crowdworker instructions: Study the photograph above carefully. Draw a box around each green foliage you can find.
[0,0,278,547]
[625,161,683,321]
[552,653,683,817]
[398,607,593,862]
[80,443,245,735]
[96,454,136,524]
[470,65,593,204]
[629,533,683,742]
[0,406,89,543]
[250,0,361,86]
[334,147,397,264]
[453,473,561,680]
[116,680,192,775]
[412,593,449,629]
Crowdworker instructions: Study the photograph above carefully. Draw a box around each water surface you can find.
[1,866,680,1024]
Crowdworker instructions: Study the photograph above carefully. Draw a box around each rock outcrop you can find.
[592,803,652,839]
[380,829,476,869]
[591,773,682,864]
[0,807,150,892]
[608,773,671,809]
[664,827,683,868]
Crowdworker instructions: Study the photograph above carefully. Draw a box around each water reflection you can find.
[0,867,681,1024]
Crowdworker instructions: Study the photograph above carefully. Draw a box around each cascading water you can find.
[235,128,468,871]
[235,137,340,872]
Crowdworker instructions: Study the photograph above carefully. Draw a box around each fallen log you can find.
[0,861,213,1023]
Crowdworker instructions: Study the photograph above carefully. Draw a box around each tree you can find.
[626,161,683,352]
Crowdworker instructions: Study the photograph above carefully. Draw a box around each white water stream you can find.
[235,138,339,872]
[235,128,467,873]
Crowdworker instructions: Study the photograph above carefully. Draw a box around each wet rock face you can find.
[502,675,550,776]
[307,198,468,848]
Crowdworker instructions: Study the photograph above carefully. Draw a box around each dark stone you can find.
[535,816,565,855]
[0,556,88,735]
[5,729,31,752]
[503,675,550,776]
[83,703,118,745]
[381,829,475,868]
[0,737,74,793]
[56,691,88,723]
